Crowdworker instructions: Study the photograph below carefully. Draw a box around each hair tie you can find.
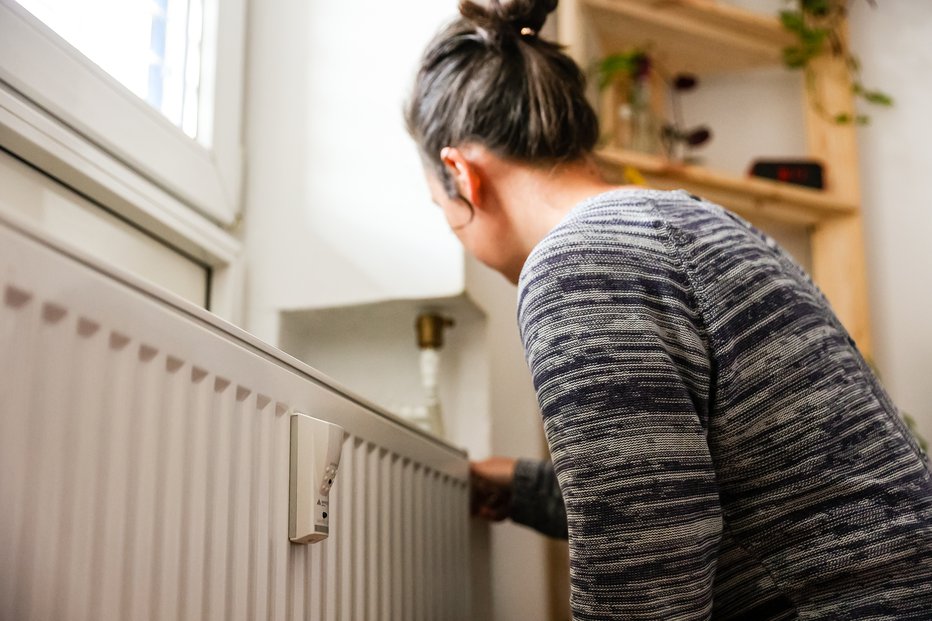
[519,26,537,37]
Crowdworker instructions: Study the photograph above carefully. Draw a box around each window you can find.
[0,0,245,224]
[0,0,245,321]
[13,0,204,139]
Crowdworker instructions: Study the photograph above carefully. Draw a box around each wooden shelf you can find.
[581,0,794,75]
[596,147,857,226]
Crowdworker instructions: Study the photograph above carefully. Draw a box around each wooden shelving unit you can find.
[558,0,873,356]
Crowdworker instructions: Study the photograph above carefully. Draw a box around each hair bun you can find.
[459,0,558,43]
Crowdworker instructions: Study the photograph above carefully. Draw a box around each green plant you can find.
[595,51,711,161]
[594,49,651,91]
[780,0,893,125]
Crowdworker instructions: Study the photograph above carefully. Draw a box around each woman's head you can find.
[405,0,598,197]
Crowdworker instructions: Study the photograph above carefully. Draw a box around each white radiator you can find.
[0,213,471,621]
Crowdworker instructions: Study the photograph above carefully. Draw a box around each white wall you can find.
[243,0,464,343]
[278,296,492,458]
[850,2,932,439]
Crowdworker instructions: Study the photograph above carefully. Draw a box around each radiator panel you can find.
[0,217,470,621]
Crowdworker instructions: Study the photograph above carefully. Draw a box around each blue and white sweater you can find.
[515,189,932,620]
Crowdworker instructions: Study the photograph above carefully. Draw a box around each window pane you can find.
[13,0,204,139]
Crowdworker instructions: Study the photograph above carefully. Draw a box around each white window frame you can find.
[0,0,246,321]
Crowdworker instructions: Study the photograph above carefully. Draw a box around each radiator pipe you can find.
[411,313,454,437]
[416,313,454,350]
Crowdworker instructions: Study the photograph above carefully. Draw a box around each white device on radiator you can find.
[290,413,345,544]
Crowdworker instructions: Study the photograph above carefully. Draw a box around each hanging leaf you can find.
[782,0,894,125]
[801,0,831,18]
[595,51,648,90]
[863,90,894,106]
[800,27,829,47]
[783,46,811,69]
[779,10,807,35]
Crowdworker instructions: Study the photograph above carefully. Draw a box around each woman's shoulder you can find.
[519,187,699,289]
[516,188,705,336]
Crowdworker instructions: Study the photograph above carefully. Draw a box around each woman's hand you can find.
[469,456,517,521]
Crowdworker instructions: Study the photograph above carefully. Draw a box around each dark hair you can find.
[404,0,599,197]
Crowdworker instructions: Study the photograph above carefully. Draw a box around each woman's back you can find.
[517,188,932,619]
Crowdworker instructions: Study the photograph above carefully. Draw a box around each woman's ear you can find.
[440,146,482,208]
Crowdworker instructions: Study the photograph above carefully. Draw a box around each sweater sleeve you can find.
[518,220,722,621]
[510,458,568,540]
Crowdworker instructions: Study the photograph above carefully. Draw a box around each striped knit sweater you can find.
[515,188,932,620]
